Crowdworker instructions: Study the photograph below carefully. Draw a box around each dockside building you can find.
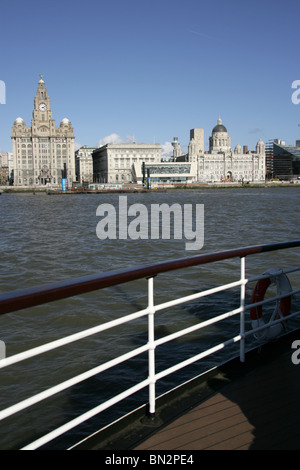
[189,118,265,183]
[92,143,162,184]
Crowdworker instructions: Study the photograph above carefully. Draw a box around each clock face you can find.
[39,103,47,111]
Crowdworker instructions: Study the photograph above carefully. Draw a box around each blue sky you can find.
[0,0,299,154]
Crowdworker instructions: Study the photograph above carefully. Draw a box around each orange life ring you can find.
[250,269,292,340]
[250,275,291,320]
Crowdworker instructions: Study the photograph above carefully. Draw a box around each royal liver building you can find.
[12,77,75,187]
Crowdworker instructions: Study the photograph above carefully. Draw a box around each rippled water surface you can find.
[0,187,300,449]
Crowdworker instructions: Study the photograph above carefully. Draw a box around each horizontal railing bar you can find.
[0,280,245,370]
[2,283,298,371]
[1,241,300,315]
[23,333,246,449]
[1,283,298,420]
[280,267,300,275]
[0,343,150,422]
[154,280,243,313]
[155,307,243,348]
[243,288,300,312]
[244,309,300,338]
[0,306,243,423]
[21,378,152,450]
[19,299,300,450]
[155,335,242,382]
[0,307,150,369]
[247,267,300,283]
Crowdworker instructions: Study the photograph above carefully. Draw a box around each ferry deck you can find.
[76,328,300,451]
[0,241,300,450]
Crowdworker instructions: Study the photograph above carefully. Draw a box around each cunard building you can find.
[12,77,75,187]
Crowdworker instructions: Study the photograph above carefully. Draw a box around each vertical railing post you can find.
[147,276,156,415]
[240,256,246,362]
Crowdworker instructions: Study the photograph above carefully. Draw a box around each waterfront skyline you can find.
[0,0,299,155]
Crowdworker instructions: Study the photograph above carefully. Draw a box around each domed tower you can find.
[234,144,242,154]
[14,117,25,126]
[61,118,70,126]
[172,137,184,160]
[12,76,75,186]
[209,117,231,153]
[256,138,265,155]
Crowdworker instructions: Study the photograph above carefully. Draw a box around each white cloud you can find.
[125,135,136,144]
[161,141,173,157]
[74,142,82,151]
[97,133,124,147]
[96,133,138,148]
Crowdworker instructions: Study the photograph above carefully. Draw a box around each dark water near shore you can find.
[0,187,300,449]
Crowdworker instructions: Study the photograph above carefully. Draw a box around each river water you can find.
[0,187,300,449]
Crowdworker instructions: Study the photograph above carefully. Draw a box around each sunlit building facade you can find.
[12,78,75,187]
[179,118,266,183]
[93,143,162,184]
[75,146,95,184]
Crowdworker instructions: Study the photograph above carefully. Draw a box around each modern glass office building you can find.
[273,142,300,179]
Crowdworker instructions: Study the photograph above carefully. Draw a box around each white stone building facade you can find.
[0,152,13,184]
[12,78,75,187]
[93,120,265,186]
[75,146,95,183]
[186,118,265,183]
[93,143,162,184]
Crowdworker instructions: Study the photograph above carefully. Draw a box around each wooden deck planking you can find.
[135,347,300,450]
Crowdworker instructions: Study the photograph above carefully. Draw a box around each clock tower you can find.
[32,77,53,124]
[12,76,75,187]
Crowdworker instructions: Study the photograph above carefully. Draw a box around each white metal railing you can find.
[0,242,300,449]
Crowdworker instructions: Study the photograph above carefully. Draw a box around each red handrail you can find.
[0,241,300,315]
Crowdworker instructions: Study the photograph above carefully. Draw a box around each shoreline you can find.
[1,182,300,194]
